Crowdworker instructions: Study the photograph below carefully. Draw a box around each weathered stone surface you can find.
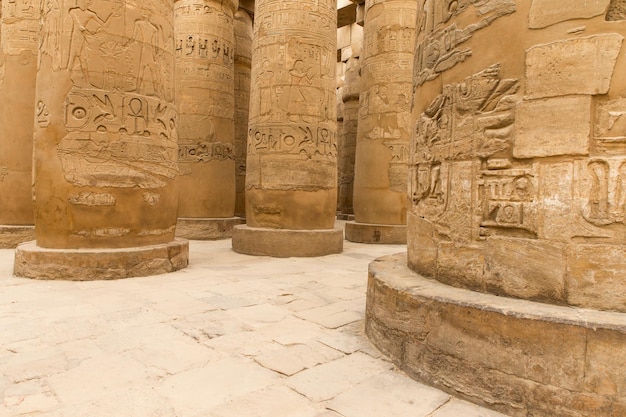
[529,0,610,28]
[232,225,343,258]
[33,0,180,250]
[525,34,623,100]
[567,243,626,312]
[483,237,566,303]
[344,221,406,244]
[176,217,243,240]
[349,0,416,239]
[366,253,626,417]
[175,0,237,222]
[245,0,338,233]
[513,96,591,158]
[234,8,253,218]
[0,0,37,229]
[0,226,35,249]
[13,239,189,280]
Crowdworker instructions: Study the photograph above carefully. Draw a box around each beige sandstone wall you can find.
[175,0,237,219]
[245,0,338,230]
[0,0,37,225]
[34,0,179,249]
[352,0,416,225]
[409,0,626,313]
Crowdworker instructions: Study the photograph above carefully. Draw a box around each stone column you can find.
[367,1,626,416]
[174,0,242,240]
[345,0,416,244]
[233,7,253,218]
[14,0,188,280]
[338,56,361,219]
[0,0,38,248]
[232,0,343,257]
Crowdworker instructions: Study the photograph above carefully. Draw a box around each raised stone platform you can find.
[366,253,626,417]
[176,217,244,240]
[0,225,35,249]
[232,225,344,257]
[345,221,406,244]
[13,239,189,280]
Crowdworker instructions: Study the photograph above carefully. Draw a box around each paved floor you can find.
[0,230,510,417]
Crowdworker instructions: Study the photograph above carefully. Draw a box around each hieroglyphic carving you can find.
[414,0,515,88]
[411,65,520,235]
[247,125,337,157]
[478,168,537,235]
[58,87,178,188]
[1,0,39,55]
[595,98,626,151]
[413,64,519,166]
[580,158,626,226]
[69,192,116,206]
[178,141,234,162]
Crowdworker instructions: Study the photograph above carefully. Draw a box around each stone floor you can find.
[0,226,510,417]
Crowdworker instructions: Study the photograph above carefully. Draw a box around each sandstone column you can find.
[345,0,416,244]
[174,0,242,240]
[14,0,188,280]
[232,0,343,257]
[0,0,38,248]
[338,56,361,219]
[233,7,253,218]
[366,1,626,416]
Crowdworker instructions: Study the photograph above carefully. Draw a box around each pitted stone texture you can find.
[366,253,626,417]
[345,221,406,244]
[529,0,610,28]
[0,225,35,249]
[13,239,188,280]
[232,225,343,258]
[176,217,243,240]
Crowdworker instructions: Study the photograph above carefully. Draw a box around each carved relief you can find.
[178,141,234,162]
[58,88,178,189]
[580,158,626,227]
[414,0,516,88]
[39,0,175,100]
[69,192,116,206]
[478,168,537,235]
[413,64,519,167]
[248,125,337,157]
[1,0,39,55]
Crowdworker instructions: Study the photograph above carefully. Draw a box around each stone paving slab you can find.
[0,235,511,417]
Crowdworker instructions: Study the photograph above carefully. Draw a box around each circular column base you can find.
[0,225,35,249]
[345,221,406,244]
[176,217,244,240]
[13,239,189,281]
[366,253,626,417]
[232,225,344,257]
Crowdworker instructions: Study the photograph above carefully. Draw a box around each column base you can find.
[232,225,343,257]
[175,217,244,240]
[0,225,36,249]
[366,253,626,417]
[345,221,406,244]
[336,213,355,221]
[13,239,189,281]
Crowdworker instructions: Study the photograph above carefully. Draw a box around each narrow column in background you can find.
[232,0,343,257]
[233,7,253,219]
[0,0,37,248]
[174,0,242,239]
[338,56,361,219]
[345,0,416,244]
[14,0,188,280]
